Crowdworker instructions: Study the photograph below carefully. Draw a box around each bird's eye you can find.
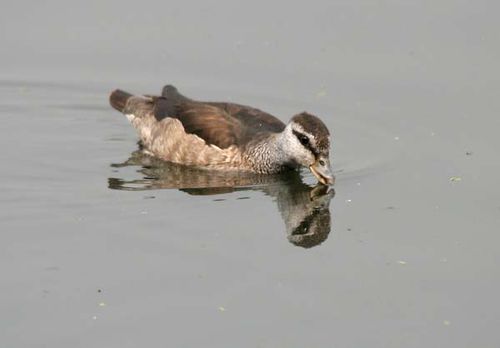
[293,130,311,147]
[299,136,309,146]
[319,160,325,166]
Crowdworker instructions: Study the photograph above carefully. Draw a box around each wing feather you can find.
[151,85,286,149]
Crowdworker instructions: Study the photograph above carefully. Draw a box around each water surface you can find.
[1,1,500,347]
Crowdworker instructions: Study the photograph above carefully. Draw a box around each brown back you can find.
[153,85,285,149]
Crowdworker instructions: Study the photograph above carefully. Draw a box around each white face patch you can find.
[292,124,316,144]
[291,123,318,152]
[125,114,136,122]
[282,123,316,166]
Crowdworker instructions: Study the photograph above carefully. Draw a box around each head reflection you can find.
[109,151,335,248]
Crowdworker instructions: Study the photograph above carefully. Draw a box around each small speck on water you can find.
[213,198,225,202]
[98,302,106,307]
[218,306,226,312]
[465,151,473,156]
[449,176,462,182]
[394,136,400,141]
[345,199,352,203]
[236,196,250,200]
[443,320,451,326]
[316,88,327,98]
[44,266,59,271]
[397,260,407,265]
[144,195,155,199]
[92,316,97,320]
[140,211,148,215]
[386,206,396,210]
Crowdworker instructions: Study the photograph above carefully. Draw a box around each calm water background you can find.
[1,1,500,347]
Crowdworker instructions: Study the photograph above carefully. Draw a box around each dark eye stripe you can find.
[293,130,318,157]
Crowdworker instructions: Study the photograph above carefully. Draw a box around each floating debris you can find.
[443,320,451,326]
[98,302,106,307]
[394,136,400,141]
[218,306,226,312]
[397,260,407,265]
[316,88,327,98]
[465,151,473,156]
[449,176,462,182]
[92,316,98,320]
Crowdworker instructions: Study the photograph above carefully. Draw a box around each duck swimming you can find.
[109,85,334,185]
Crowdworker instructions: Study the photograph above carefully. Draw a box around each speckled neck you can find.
[243,131,297,174]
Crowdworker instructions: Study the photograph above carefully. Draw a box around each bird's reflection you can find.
[109,151,335,248]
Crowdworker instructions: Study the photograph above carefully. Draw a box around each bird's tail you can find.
[109,89,133,112]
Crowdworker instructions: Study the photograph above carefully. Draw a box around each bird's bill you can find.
[309,158,335,185]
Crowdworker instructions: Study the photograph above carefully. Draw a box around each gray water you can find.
[1,1,500,347]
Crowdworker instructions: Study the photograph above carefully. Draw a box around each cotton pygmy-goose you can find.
[109,85,334,185]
